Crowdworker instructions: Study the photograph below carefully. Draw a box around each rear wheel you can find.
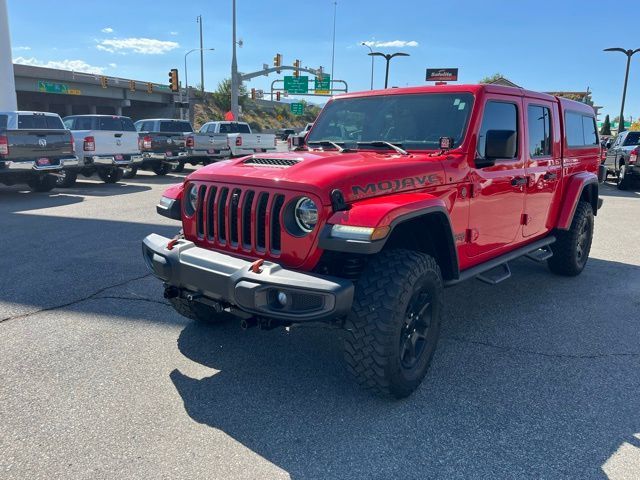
[152,163,171,176]
[28,175,57,192]
[172,161,185,173]
[343,249,443,398]
[548,200,594,276]
[122,166,138,179]
[97,167,123,184]
[55,169,77,188]
[617,163,629,190]
[169,297,233,324]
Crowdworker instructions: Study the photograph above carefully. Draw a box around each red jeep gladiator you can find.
[143,84,603,398]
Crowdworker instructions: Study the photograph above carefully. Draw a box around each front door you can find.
[468,97,526,257]
[523,101,562,237]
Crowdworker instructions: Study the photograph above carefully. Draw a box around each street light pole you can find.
[197,15,204,94]
[368,52,410,88]
[361,42,374,90]
[185,47,214,123]
[604,47,640,133]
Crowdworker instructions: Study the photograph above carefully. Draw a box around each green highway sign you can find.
[314,74,331,94]
[290,103,304,115]
[38,81,69,94]
[284,76,308,94]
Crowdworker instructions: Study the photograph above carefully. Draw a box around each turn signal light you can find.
[142,135,152,150]
[185,136,195,148]
[0,135,9,156]
[236,136,242,147]
[630,147,639,165]
[83,136,95,151]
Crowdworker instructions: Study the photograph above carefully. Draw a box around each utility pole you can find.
[197,15,204,94]
[330,1,337,94]
[604,47,640,133]
[0,0,17,111]
[231,0,239,119]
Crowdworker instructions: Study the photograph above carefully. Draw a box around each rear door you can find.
[523,99,562,237]
[468,96,526,257]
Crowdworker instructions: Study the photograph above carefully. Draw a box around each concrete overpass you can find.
[14,64,179,120]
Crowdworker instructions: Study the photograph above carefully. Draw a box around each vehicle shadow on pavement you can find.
[599,181,640,198]
[171,257,640,479]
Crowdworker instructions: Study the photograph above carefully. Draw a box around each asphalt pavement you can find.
[1,167,639,480]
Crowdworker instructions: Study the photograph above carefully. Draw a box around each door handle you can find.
[543,172,558,180]
[511,177,527,186]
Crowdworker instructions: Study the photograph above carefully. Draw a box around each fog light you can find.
[277,291,288,306]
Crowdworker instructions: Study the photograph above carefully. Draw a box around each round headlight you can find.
[294,197,318,232]
[185,183,198,216]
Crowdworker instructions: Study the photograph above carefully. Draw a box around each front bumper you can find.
[142,233,354,322]
[3,156,78,171]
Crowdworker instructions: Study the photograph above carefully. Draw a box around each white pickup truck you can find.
[59,115,142,187]
[199,121,276,157]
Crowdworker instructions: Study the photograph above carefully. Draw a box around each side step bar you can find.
[444,236,556,287]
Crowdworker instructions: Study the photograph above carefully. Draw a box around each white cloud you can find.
[108,63,117,68]
[12,46,31,51]
[14,56,106,74]
[96,37,179,55]
[362,40,419,48]
[169,31,178,36]
[101,27,114,33]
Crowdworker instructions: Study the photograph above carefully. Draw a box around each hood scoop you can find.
[243,157,301,168]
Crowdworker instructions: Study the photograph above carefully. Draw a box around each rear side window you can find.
[159,121,192,133]
[0,114,9,129]
[565,111,598,147]
[477,101,519,158]
[623,132,640,146]
[527,105,552,157]
[75,117,94,130]
[63,118,74,129]
[18,114,64,129]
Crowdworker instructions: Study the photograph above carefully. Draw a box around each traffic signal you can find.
[129,80,136,92]
[251,88,256,100]
[168,69,179,92]
[317,66,324,80]
[100,76,108,88]
[273,53,282,73]
[293,59,301,78]
[147,82,153,94]
[276,91,281,101]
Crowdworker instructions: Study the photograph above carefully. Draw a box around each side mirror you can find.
[289,134,306,149]
[475,129,517,168]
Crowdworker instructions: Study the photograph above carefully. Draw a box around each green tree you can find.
[211,78,247,113]
[600,115,611,136]
[479,73,505,84]
[630,120,640,132]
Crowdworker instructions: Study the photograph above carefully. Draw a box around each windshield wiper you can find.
[357,141,409,156]
[307,140,349,152]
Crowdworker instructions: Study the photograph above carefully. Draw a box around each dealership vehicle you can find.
[181,130,230,171]
[0,111,77,192]
[58,115,142,187]
[199,121,276,157]
[277,128,296,141]
[603,130,640,190]
[133,119,190,177]
[143,84,602,398]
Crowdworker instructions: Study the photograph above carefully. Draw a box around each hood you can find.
[188,150,451,205]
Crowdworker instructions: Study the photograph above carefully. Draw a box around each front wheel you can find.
[55,169,77,188]
[172,161,185,173]
[28,174,57,192]
[97,167,124,184]
[617,164,629,190]
[547,200,594,276]
[343,249,443,398]
[152,163,171,176]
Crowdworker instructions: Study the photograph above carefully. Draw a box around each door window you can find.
[527,105,552,157]
[477,101,518,158]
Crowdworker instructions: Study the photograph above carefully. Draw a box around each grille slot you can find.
[196,185,206,237]
[270,195,285,253]
[206,186,217,240]
[256,193,269,251]
[217,187,229,244]
[229,188,241,246]
[243,157,300,168]
[242,190,255,248]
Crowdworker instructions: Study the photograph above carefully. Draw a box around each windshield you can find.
[307,93,474,150]
[623,132,640,146]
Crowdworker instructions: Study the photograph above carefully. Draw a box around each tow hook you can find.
[240,317,258,330]
[163,286,180,299]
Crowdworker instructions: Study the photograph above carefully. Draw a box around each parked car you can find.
[603,130,640,190]
[277,128,296,141]
[199,121,276,157]
[58,115,142,187]
[133,119,190,177]
[182,130,230,171]
[0,111,77,192]
[143,84,602,398]
[288,123,314,150]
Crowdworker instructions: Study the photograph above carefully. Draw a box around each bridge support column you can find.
[89,105,97,114]
[115,106,122,116]
[65,104,73,116]
[0,0,17,110]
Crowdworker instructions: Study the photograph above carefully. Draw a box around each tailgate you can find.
[7,129,74,161]
[95,131,139,154]
[201,134,228,150]
[151,133,186,152]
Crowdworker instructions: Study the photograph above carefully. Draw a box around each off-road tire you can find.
[55,169,77,188]
[548,200,594,276]
[172,161,185,173]
[122,166,138,179]
[343,249,443,398]
[28,175,57,192]
[98,167,124,184]
[169,297,233,324]
[152,163,171,176]
[617,163,629,190]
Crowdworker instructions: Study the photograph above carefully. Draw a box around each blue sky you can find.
[7,0,639,122]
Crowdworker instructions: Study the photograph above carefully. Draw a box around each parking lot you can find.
[1,170,639,479]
